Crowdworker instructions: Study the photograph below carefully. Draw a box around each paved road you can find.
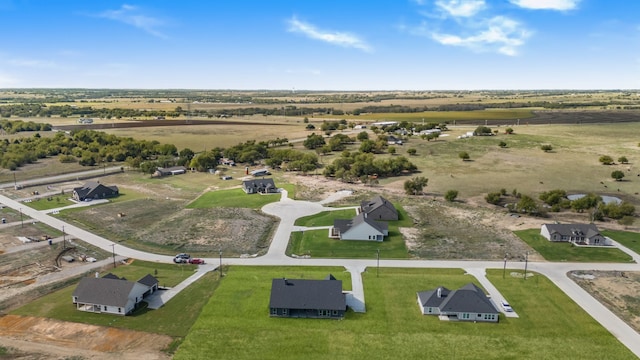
[1,188,640,357]
[0,166,124,189]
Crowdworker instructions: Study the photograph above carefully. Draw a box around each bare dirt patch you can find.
[0,315,171,360]
[571,271,640,332]
[61,198,276,256]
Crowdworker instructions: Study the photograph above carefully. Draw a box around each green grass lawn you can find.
[288,207,413,259]
[294,208,358,226]
[173,266,635,360]
[24,196,75,211]
[11,260,219,338]
[187,185,294,209]
[603,230,640,255]
[514,229,633,262]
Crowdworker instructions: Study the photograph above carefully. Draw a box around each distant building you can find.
[72,181,119,201]
[153,166,187,177]
[77,118,93,124]
[242,178,277,194]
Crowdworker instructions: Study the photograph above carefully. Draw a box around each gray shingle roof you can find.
[439,283,498,314]
[242,178,276,192]
[137,274,159,287]
[544,223,601,238]
[269,277,346,311]
[333,213,388,235]
[360,196,398,220]
[417,286,451,307]
[72,277,136,307]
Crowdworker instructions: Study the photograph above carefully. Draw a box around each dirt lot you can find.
[0,315,171,360]
[571,271,640,333]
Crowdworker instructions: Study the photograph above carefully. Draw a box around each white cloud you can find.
[6,58,57,68]
[435,0,486,17]
[509,0,580,11]
[432,16,531,56]
[97,4,167,38]
[287,17,372,52]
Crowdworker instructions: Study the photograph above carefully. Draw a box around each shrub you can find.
[444,190,458,202]
[458,152,470,161]
[485,192,502,205]
[541,144,553,152]
[599,155,614,165]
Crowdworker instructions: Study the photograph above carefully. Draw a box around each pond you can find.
[567,194,622,205]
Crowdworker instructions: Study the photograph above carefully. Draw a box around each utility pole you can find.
[524,251,529,280]
[376,249,380,278]
[219,249,223,277]
[110,244,116,268]
[13,172,16,188]
[503,253,508,279]
[62,225,66,249]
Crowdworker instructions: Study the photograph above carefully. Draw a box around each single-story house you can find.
[417,283,499,322]
[269,274,346,319]
[242,178,277,194]
[72,181,119,201]
[330,213,388,241]
[72,273,159,316]
[153,166,187,177]
[540,223,610,246]
[360,195,398,221]
[387,135,403,145]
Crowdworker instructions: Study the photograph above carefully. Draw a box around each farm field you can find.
[174,266,635,360]
[514,229,633,262]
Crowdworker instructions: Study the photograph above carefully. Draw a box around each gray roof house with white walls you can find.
[540,223,609,246]
[417,283,499,322]
[331,213,388,241]
[269,275,346,319]
[72,273,159,316]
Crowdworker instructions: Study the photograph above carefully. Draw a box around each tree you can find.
[303,133,325,149]
[498,141,507,148]
[404,176,428,195]
[618,156,629,164]
[388,146,396,155]
[541,144,553,152]
[459,151,470,161]
[444,190,458,202]
[599,155,614,165]
[356,131,369,141]
[407,148,417,156]
[473,126,492,136]
[504,127,514,134]
[539,189,567,206]
[611,170,625,181]
[303,117,309,123]
[516,195,540,215]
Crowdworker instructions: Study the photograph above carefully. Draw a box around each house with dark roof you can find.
[360,196,398,221]
[269,274,346,319]
[330,213,388,241]
[417,283,499,322]
[540,223,610,246]
[72,181,119,202]
[72,273,159,316]
[242,178,277,194]
[153,166,187,177]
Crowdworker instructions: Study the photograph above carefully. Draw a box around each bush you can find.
[444,190,458,202]
[599,155,614,165]
[458,152,470,161]
[498,141,507,148]
[541,144,553,152]
[485,192,502,205]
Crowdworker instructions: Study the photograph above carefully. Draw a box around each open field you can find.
[514,229,634,262]
[571,270,640,333]
[187,186,292,209]
[174,266,635,360]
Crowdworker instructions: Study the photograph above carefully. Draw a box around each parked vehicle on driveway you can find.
[189,258,205,264]
[175,253,190,259]
[173,257,188,264]
[501,300,513,312]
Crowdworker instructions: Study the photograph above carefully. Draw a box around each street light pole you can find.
[110,244,116,268]
[62,225,66,249]
[524,251,529,280]
[503,253,508,279]
[376,249,380,278]
[219,249,222,277]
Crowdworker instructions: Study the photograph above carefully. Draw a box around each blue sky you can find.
[0,0,638,90]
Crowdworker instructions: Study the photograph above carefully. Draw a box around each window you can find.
[282,309,288,315]
[332,310,338,316]
[103,306,107,311]
[270,308,277,315]
[118,308,121,313]
[428,308,432,314]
